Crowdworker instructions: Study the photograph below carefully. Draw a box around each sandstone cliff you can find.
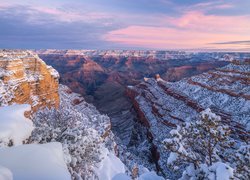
[0,50,127,180]
[0,50,59,111]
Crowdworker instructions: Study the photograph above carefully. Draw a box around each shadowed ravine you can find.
[37,50,230,145]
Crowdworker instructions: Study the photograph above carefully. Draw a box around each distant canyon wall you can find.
[36,49,230,145]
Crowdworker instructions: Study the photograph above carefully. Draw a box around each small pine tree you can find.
[163,108,234,179]
[30,103,104,179]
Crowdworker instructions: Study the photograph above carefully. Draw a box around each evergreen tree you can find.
[30,104,104,179]
[163,108,235,179]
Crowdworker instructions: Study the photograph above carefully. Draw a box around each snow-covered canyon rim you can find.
[0,142,71,180]
[0,103,70,180]
[0,104,33,146]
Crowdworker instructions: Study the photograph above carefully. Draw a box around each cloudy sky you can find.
[0,0,250,51]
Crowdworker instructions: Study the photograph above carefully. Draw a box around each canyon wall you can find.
[0,50,59,111]
[36,49,232,145]
[0,50,127,179]
[127,60,250,175]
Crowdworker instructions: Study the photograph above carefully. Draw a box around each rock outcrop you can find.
[127,60,250,175]
[0,50,59,111]
[0,50,129,179]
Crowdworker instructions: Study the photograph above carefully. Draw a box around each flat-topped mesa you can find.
[0,50,60,111]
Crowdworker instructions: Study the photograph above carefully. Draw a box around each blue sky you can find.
[0,0,250,50]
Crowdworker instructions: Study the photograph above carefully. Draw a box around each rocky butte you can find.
[0,50,60,111]
[0,50,113,142]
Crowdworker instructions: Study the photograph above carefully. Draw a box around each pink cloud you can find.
[164,11,250,34]
[104,11,250,50]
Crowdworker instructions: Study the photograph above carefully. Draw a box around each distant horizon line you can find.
[1,48,250,53]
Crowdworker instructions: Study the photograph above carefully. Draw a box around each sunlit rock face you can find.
[0,50,123,179]
[0,50,60,111]
[127,60,250,174]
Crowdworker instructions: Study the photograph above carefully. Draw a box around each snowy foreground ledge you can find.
[0,105,70,180]
[0,142,71,180]
[0,104,164,180]
[0,104,34,146]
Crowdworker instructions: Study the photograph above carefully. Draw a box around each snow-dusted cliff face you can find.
[0,50,59,111]
[0,50,121,179]
[0,50,165,179]
[127,60,250,175]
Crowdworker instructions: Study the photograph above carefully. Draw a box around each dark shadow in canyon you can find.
[37,51,228,145]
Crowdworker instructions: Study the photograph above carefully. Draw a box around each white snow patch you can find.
[0,142,71,180]
[0,104,34,146]
[139,171,165,180]
[95,147,126,180]
[167,152,178,165]
[47,65,60,78]
[201,108,221,121]
[112,173,131,180]
[0,165,13,180]
[209,162,234,180]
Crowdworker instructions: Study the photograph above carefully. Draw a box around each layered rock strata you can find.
[127,60,250,174]
[0,50,59,111]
